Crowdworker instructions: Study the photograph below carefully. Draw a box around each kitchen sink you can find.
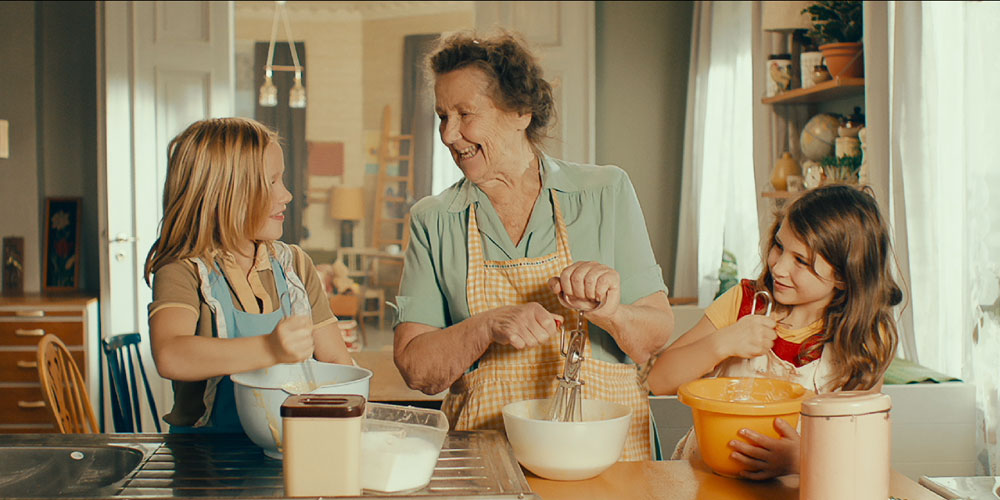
[0,445,144,497]
[0,432,536,499]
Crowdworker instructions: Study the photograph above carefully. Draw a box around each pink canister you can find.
[800,391,891,500]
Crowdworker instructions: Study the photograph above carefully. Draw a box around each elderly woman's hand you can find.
[485,303,563,350]
[547,261,621,318]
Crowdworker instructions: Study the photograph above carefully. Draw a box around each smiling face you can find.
[254,141,292,242]
[434,67,533,185]
[766,220,841,316]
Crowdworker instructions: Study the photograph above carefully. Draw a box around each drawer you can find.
[0,350,85,383]
[0,309,82,318]
[0,387,53,425]
[0,424,56,433]
[0,322,83,346]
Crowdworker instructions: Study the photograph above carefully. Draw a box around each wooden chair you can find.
[337,248,388,331]
[36,334,98,433]
[103,333,162,432]
[330,293,365,348]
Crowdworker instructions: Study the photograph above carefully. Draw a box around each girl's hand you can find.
[485,303,562,350]
[267,315,315,363]
[717,314,777,359]
[548,261,621,317]
[730,417,800,480]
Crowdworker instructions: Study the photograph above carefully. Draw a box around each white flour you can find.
[360,431,439,492]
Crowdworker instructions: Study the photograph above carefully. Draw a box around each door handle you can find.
[18,400,46,409]
[110,233,136,243]
[15,328,45,337]
[16,360,38,369]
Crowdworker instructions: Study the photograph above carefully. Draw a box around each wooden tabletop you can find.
[352,349,446,402]
[525,459,941,500]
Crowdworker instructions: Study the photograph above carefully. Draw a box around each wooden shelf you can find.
[761,190,800,199]
[762,77,865,105]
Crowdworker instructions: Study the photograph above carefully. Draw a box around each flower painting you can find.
[44,198,81,291]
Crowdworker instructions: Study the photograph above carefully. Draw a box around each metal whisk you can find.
[544,310,587,422]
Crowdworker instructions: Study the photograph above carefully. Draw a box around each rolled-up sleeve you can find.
[610,171,669,305]
[394,210,450,329]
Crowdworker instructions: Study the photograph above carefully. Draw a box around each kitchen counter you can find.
[526,459,942,500]
[353,350,446,403]
[1,431,941,500]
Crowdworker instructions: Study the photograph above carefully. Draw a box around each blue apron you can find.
[170,256,292,433]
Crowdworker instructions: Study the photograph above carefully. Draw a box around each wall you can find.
[0,1,41,293]
[361,11,473,133]
[37,1,98,293]
[595,1,693,293]
[0,1,98,295]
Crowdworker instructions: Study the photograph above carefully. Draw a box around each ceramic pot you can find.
[770,152,801,191]
[820,42,864,78]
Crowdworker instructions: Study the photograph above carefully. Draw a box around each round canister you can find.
[800,391,891,500]
[282,394,366,498]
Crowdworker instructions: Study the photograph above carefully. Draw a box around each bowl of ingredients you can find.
[230,360,372,458]
[502,398,631,481]
[360,403,449,493]
[678,377,809,477]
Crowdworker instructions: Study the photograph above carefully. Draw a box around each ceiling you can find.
[235,1,473,21]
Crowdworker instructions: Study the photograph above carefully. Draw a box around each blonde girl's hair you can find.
[755,184,903,391]
[144,118,279,284]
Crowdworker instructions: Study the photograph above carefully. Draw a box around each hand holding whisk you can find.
[277,290,317,391]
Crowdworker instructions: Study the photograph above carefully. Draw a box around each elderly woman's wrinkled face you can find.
[435,67,532,184]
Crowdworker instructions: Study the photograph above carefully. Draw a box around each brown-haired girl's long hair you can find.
[143,118,278,284]
[755,184,903,391]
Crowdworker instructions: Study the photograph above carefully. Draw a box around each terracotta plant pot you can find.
[820,42,864,78]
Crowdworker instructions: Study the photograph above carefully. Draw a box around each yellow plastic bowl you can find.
[678,377,809,477]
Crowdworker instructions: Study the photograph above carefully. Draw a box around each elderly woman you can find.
[393,31,675,461]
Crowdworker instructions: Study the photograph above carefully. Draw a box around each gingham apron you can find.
[441,190,652,461]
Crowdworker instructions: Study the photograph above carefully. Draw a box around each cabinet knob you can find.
[14,310,44,317]
[16,360,37,369]
[17,400,46,409]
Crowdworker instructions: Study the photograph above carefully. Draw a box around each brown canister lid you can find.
[280,394,366,418]
[801,391,891,417]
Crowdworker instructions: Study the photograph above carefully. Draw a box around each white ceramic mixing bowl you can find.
[230,360,372,458]
[502,398,632,481]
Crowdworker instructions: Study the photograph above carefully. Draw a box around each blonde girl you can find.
[649,184,902,479]
[144,118,352,433]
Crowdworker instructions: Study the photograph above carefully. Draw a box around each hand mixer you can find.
[544,308,588,422]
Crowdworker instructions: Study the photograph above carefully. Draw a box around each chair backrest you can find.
[36,334,99,433]
[102,333,162,433]
[329,293,360,318]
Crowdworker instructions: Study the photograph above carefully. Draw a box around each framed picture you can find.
[43,197,81,291]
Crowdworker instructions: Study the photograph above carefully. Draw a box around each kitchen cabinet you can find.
[0,294,98,432]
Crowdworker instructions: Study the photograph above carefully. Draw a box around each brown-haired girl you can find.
[649,184,902,478]
[145,117,353,433]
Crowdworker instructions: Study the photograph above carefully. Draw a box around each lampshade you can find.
[762,1,813,32]
[329,186,365,221]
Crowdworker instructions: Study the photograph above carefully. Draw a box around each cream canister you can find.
[282,394,365,497]
[800,391,891,500]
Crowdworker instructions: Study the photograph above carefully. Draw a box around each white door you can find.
[475,1,595,164]
[97,0,234,431]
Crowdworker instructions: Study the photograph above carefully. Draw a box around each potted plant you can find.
[802,0,864,78]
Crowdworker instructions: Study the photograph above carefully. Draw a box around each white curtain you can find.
[674,1,759,304]
[891,0,1000,474]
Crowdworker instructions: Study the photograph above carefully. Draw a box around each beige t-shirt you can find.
[148,242,335,426]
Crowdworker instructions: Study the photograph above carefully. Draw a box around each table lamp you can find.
[329,186,364,248]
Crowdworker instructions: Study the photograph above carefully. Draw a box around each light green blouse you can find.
[394,155,668,363]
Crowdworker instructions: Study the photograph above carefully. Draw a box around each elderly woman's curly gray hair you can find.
[427,30,555,150]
